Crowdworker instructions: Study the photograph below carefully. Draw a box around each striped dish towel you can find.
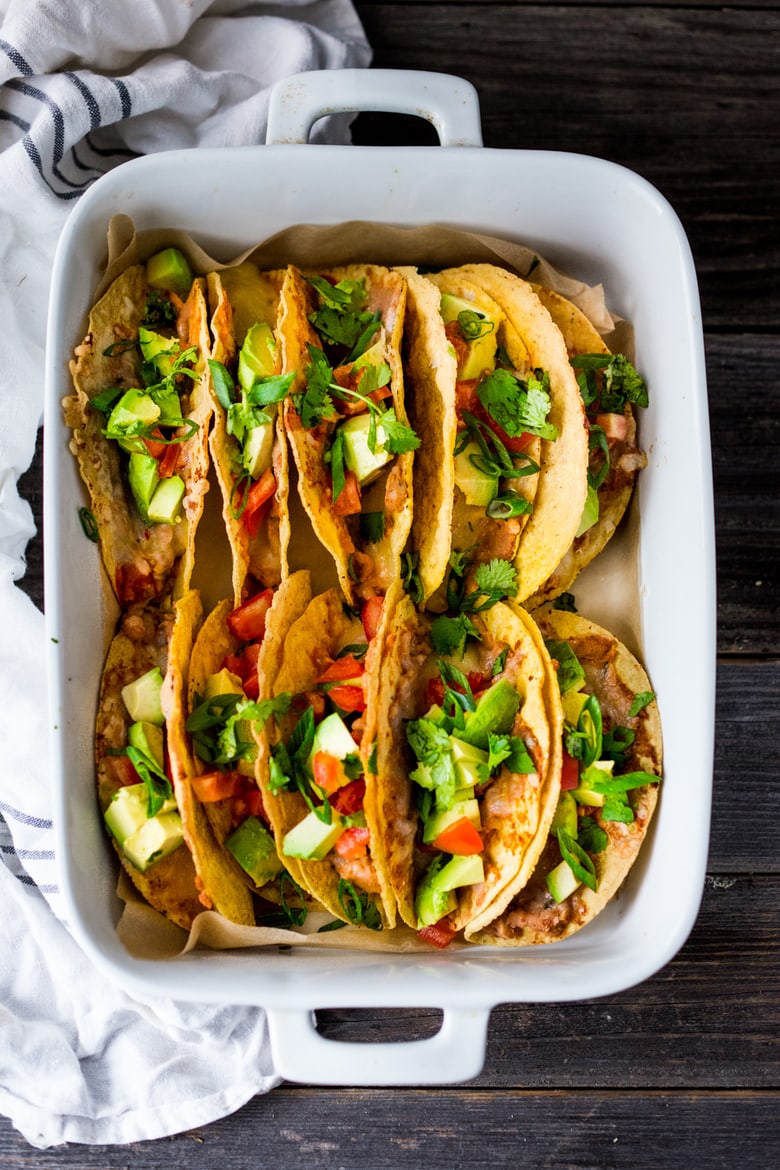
[0,0,370,1148]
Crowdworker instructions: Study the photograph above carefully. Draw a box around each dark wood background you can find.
[7,0,779,1164]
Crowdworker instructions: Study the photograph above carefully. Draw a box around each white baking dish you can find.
[44,69,715,1086]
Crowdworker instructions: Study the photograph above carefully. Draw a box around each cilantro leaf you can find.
[296,346,338,428]
[406,718,457,810]
[477,368,559,441]
[577,816,608,853]
[571,353,649,413]
[430,613,479,658]
[379,407,420,455]
[629,691,656,717]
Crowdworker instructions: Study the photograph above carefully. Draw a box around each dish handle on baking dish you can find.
[266,68,484,148]
[266,1006,491,1085]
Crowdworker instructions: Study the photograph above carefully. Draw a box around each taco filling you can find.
[65,247,211,607]
[281,266,418,603]
[257,588,392,929]
[206,264,295,598]
[470,607,662,945]
[373,584,562,946]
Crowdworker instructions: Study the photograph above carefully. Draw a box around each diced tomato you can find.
[560,750,580,791]
[107,754,142,787]
[221,653,245,678]
[157,440,181,479]
[431,816,484,856]
[226,587,274,643]
[361,595,384,641]
[143,429,167,459]
[242,468,276,537]
[315,654,366,684]
[424,670,490,710]
[330,778,366,815]
[595,412,628,442]
[332,470,362,516]
[326,684,366,714]
[312,751,348,795]
[417,919,458,949]
[191,770,241,802]
[241,786,266,820]
[333,825,370,860]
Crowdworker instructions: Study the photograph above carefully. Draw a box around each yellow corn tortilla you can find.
[469,606,662,946]
[373,590,563,934]
[278,264,414,606]
[65,265,212,608]
[163,589,256,926]
[437,264,589,603]
[206,264,292,603]
[95,601,204,931]
[179,571,312,905]
[255,587,396,929]
[524,285,647,606]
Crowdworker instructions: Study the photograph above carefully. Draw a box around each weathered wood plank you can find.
[353,5,780,328]
[1,1091,777,1168]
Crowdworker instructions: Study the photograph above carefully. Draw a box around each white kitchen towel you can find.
[0,0,370,1149]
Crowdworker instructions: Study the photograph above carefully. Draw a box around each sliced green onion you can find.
[78,507,99,542]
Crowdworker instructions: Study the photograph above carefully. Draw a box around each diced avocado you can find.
[153,383,183,423]
[454,441,498,507]
[104,784,150,846]
[203,669,244,700]
[340,413,392,486]
[104,783,179,849]
[546,638,586,696]
[550,792,578,838]
[571,760,614,808]
[122,809,184,872]
[107,389,160,434]
[459,679,520,751]
[449,737,489,789]
[242,421,275,480]
[310,712,358,763]
[147,474,185,525]
[562,689,589,726]
[415,879,457,928]
[146,247,194,299]
[139,327,179,378]
[546,858,580,904]
[225,816,283,887]
[422,798,481,844]
[127,451,160,520]
[351,339,385,371]
[238,322,278,391]
[432,852,485,892]
[576,483,600,537]
[421,703,447,727]
[282,809,345,860]
[127,720,165,770]
[439,292,498,380]
[121,667,165,725]
[234,721,259,779]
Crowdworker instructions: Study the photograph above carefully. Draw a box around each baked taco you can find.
[96,599,203,931]
[205,263,295,601]
[468,605,662,945]
[279,265,419,605]
[524,286,648,605]
[65,248,212,608]
[399,263,588,605]
[174,572,312,911]
[255,587,396,930]
[372,583,563,946]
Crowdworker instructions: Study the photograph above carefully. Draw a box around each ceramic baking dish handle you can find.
[266,1006,490,1085]
[266,68,483,148]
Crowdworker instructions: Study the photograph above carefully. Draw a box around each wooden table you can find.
[7,1,779,1164]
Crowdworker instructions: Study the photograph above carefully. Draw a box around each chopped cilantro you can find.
[430,613,479,658]
[629,691,656,717]
[477,368,558,441]
[571,352,649,413]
